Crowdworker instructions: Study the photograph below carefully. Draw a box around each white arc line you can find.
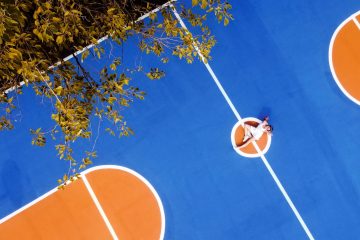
[171,5,315,240]
[82,174,119,240]
[82,165,166,240]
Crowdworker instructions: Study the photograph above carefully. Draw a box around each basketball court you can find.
[1,1,360,239]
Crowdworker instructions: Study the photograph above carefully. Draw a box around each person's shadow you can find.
[258,107,272,120]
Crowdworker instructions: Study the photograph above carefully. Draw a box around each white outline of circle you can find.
[329,10,360,106]
[231,117,272,158]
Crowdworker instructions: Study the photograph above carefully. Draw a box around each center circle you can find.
[231,117,272,158]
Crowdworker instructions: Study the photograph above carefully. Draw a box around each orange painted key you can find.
[0,166,165,240]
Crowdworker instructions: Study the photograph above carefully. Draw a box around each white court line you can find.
[82,174,119,240]
[0,188,58,225]
[171,5,315,240]
[170,5,242,122]
[353,15,360,30]
[82,165,166,240]
[252,143,315,240]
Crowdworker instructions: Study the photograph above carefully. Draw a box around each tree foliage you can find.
[0,0,233,186]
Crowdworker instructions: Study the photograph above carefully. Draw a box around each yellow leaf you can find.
[149,13,156,20]
[45,2,51,9]
[110,63,116,71]
[81,50,89,62]
[201,0,207,9]
[52,17,62,23]
[107,8,116,14]
[54,86,63,95]
[108,96,117,105]
[56,35,64,45]
[71,9,82,15]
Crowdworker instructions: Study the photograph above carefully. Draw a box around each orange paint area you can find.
[332,14,360,101]
[234,121,269,154]
[0,168,163,240]
[86,169,162,240]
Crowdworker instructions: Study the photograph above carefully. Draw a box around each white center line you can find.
[171,5,315,240]
[82,174,119,240]
[252,142,315,240]
[352,16,360,30]
[171,6,242,122]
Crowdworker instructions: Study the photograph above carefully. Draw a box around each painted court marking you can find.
[329,10,360,106]
[231,117,272,158]
[353,15,360,30]
[0,165,165,240]
[171,5,315,240]
[252,143,315,240]
[82,174,118,240]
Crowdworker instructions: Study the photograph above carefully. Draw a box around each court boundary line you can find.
[171,5,315,240]
[0,165,166,240]
[0,188,57,225]
[328,10,360,106]
[82,174,118,240]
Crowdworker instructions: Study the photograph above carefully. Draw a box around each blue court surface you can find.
[1,0,360,239]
